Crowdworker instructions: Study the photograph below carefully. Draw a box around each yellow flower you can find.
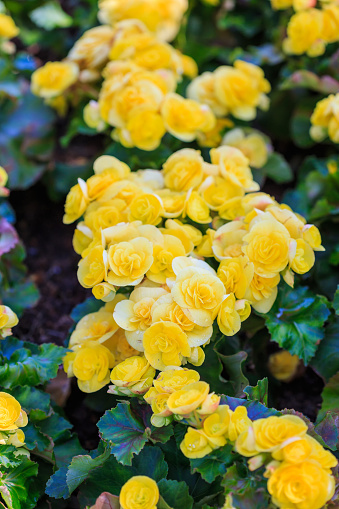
[289,238,315,274]
[78,246,106,288]
[162,219,202,252]
[110,356,155,393]
[143,321,191,370]
[243,214,290,278]
[197,392,221,415]
[195,229,215,257]
[270,0,293,9]
[245,272,280,313]
[187,72,229,117]
[63,180,89,224]
[227,406,252,441]
[153,368,200,393]
[161,93,216,142]
[253,415,308,452]
[267,460,335,509]
[210,146,259,192]
[213,60,270,120]
[268,350,300,382]
[84,100,106,131]
[217,293,241,336]
[222,128,269,168]
[64,340,115,393]
[302,225,325,251]
[197,118,234,148]
[283,9,326,57]
[156,190,187,218]
[272,435,338,471]
[172,266,226,327]
[202,177,244,211]
[69,307,119,348]
[124,110,166,150]
[92,282,116,302]
[7,429,26,447]
[167,381,210,414]
[235,299,251,322]
[147,234,186,283]
[180,427,217,458]
[321,3,339,43]
[99,0,188,42]
[203,405,232,440]
[180,54,198,78]
[0,14,19,39]
[129,193,164,225]
[31,61,79,98]
[0,393,27,431]
[184,191,212,224]
[217,256,254,299]
[119,476,159,509]
[68,25,115,72]
[107,237,153,286]
[162,148,205,192]
[113,286,167,350]
[0,305,18,339]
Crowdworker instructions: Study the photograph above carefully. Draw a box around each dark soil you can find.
[8,183,325,451]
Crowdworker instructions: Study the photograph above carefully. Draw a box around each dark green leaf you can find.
[244,378,268,406]
[190,444,234,483]
[261,153,293,184]
[158,479,193,509]
[217,351,249,397]
[66,449,111,494]
[0,457,39,509]
[312,317,339,380]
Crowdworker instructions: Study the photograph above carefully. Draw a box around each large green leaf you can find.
[98,401,172,466]
[312,317,339,380]
[0,338,66,388]
[0,458,39,509]
[66,449,111,495]
[260,153,293,184]
[158,479,193,509]
[190,444,234,483]
[217,350,249,397]
[265,285,330,364]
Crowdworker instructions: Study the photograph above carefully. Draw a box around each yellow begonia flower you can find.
[180,427,218,458]
[266,204,305,239]
[69,308,119,348]
[153,368,200,393]
[187,71,229,117]
[162,219,202,252]
[156,189,187,219]
[268,350,300,382]
[110,356,155,394]
[202,176,244,211]
[107,237,154,286]
[119,475,159,509]
[212,221,247,260]
[289,238,315,274]
[234,299,251,322]
[0,14,19,39]
[183,191,212,224]
[222,128,270,168]
[63,180,89,224]
[64,340,115,393]
[322,4,339,43]
[227,406,252,441]
[243,213,290,278]
[147,234,186,283]
[0,305,18,339]
[210,145,259,192]
[283,9,326,57]
[167,381,210,415]
[245,272,280,313]
[68,25,115,73]
[78,245,106,288]
[253,415,308,453]
[129,193,164,225]
[0,392,27,431]
[113,286,167,350]
[217,293,241,336]
[31,61,79,99]
[195,229,215,258]
[92,282,116,302]
[217,256,254,299]
[267,460,335,509]
[84,100,106,131]
[203,405,232,439]
[161,93,216,142]
[172,266,226,327]
[124,110,166,151]
[197,392,220,415]
[162,148,205,192]
[302,225,324,251]
[197,118,234,148]
[143,321,191,370]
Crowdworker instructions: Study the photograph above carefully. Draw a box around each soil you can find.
[9,182,325,451]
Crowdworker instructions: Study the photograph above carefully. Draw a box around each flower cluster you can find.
[310,92,339,143]
[0,392,28,448]
[63,150,323,391]
[236,414,338,509]
[98,0,188,42]
[282,3,339,56]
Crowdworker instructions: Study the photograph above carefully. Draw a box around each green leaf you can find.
[1,280,40,316]
[53,434,85,469]
[131,446,168,482]
[66,449,111,494]
[221,396,279,420]
[190,444,234,483]
[45,466,70,500]
[312,317,339,380]
[319,373,339,416]
[217,350,249,397]
[29,1,72,30]
[97,402,149,466]
[0,446,21,469]
[98,401,172,466]
[265,285,330,364]
[260,153,293,184]
[314,411,339,451]
[290,99,317,148]
[0,338,66,388]
[70,297,102,323]
[158,479,193,509]
[0,458,39,509]
[244,378,268,406]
